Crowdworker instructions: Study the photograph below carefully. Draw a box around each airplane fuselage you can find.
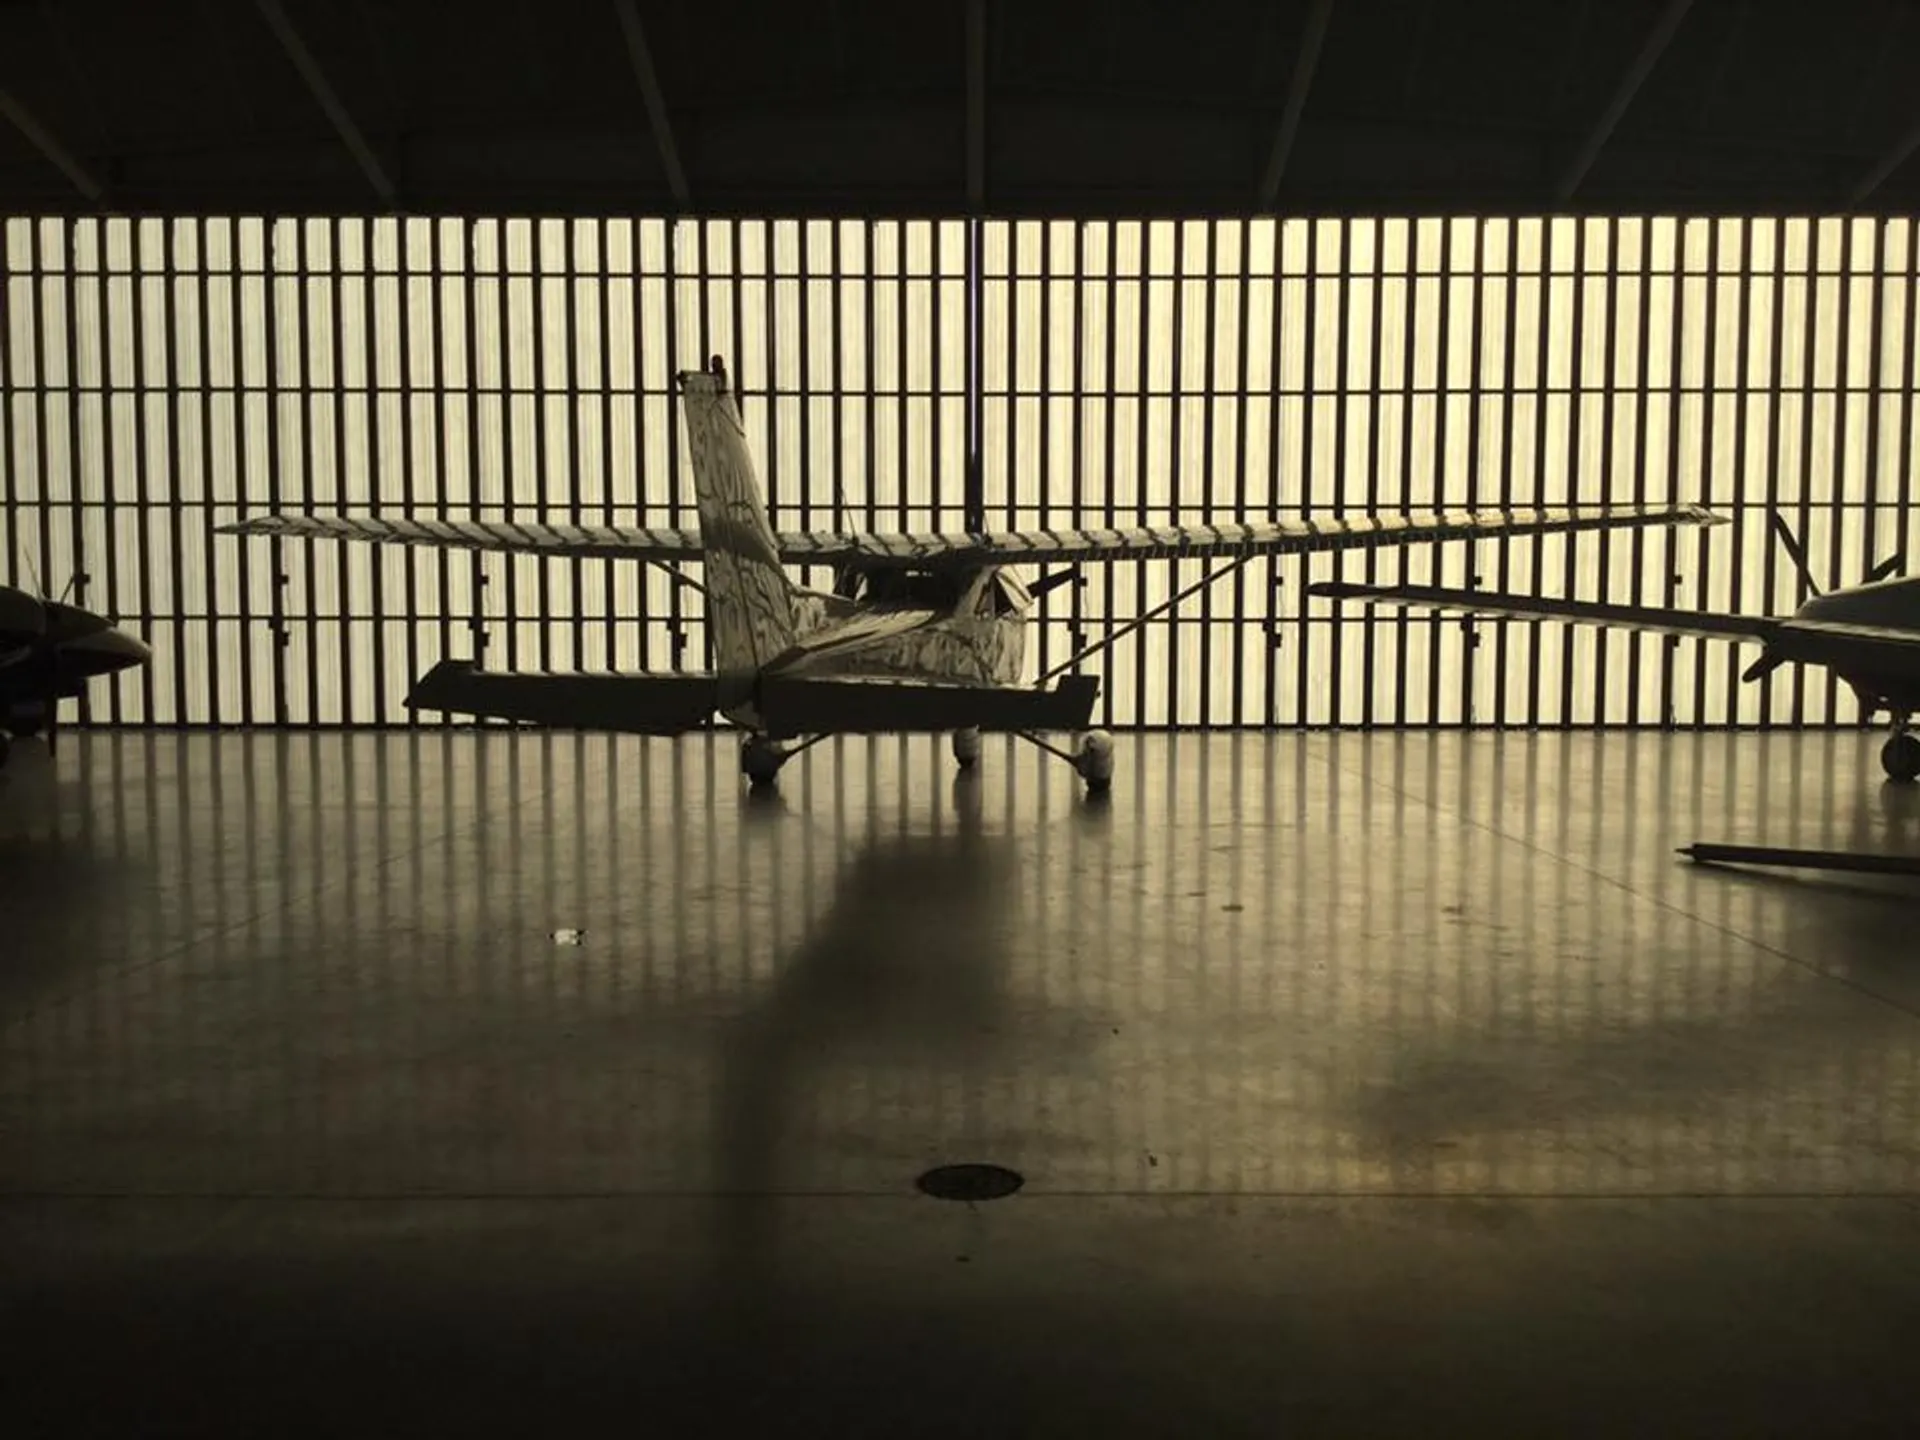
[715,566,1031,730]
[1788,575,1920,715]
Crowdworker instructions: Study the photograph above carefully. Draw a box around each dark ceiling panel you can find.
[1,0,1917,217]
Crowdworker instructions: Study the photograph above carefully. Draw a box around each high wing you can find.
[1308,581,1778,642]
[219,504,1722,570]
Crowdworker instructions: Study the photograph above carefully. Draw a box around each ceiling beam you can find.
[1554,0,1693,204]
[1848,117,1920,206]
[253,0,395,206]
[0,87,105,203]
[966,0,987,210]
[1257,0,1334,210]
[613,0,690,211]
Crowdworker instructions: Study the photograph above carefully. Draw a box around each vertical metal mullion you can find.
[1712,218,1758,725]
[191,218,217,721]
[498,219,520,674]
[1426,219,1451,727]
[1198,219,1220,728]
[531,221,553,673]
[1134,220,1152,725]
[1361,219,1387,728]
[1593,218,1619,725]
[1104,224,1120,729]
[565,221,585,673]
[60,222,88,709]
[424,219,451,719]
[795,222,811,543]
[1167,222,1188,728]
[262,218,290,726]
[759,217,782,602]
[895,222,909,533]
[597,217,616,667]
[862,218,878,544]
[390,222,414,717]
[1230,219,1252,726]
[1069,220,1088,700]
[1037,222,1055,680]
[1792,221,1819,724]
[1,226,17,676]
[1526,220,1554,727]
[1895,220,1919,610]
[1461,217,1484,727]
[1295,222,1316,727]
[1699,220,1731,726]
[330,218,363,722]
[357,220,385,721]
[1556,220,1588,728]
[1004,222,1018,538]
[164,219,189,726]
[292,220,319,725]
[1328,219,1352,726]
[830,219,845,543]
[1494,216,1520,726]
[25,223,56,647]
[220,223,253,725]
[1639,218,1667,724]
[1826,220,1859,722]
[1759,220,1789,728]
[1396,222,1419,726]
[461,220,484,695]
[128,220,158,723]
[662,219,683,677]
[96,221,126,724]
[1859,221,1886,620]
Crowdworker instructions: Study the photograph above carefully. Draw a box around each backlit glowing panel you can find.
[1,215,1916,728]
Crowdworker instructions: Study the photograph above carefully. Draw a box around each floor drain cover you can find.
[916,1163,1024,1202]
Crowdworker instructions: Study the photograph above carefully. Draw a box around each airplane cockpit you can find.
[841,566,1031,616]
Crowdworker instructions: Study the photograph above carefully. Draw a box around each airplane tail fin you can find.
[676,359,797,690]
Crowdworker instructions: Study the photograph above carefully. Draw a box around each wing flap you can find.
[1309,581,1778,642]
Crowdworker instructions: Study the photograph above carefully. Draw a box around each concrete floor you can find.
[3,728,1919,1436]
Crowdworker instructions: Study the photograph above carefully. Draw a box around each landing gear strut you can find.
[1882,714,1920,783]
[1014,728,1116,797]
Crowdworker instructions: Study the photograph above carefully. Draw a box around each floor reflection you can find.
[715,776,1023,1304]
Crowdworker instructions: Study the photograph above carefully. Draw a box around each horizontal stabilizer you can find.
[406,660,719,733]
[757,675,1099,739]
[1309,582,1777,643]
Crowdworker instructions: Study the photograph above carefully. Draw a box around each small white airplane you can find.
[1312,513,1920,782]
[221,356,1722,796]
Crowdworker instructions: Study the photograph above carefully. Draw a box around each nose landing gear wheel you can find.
[951,727,982,772]
[1882,730,1920,783]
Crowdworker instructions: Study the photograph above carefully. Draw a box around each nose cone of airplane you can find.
[55,622,151,677]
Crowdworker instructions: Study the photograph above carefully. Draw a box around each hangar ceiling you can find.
[2,0,1920,218]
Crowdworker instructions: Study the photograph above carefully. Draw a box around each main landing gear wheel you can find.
[740,734,785,790]
[1074,729,1114,796]
[951,727,982,772]
[1882,727,1920,784]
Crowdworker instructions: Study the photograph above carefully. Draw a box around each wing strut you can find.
[1036,556,1254,684]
